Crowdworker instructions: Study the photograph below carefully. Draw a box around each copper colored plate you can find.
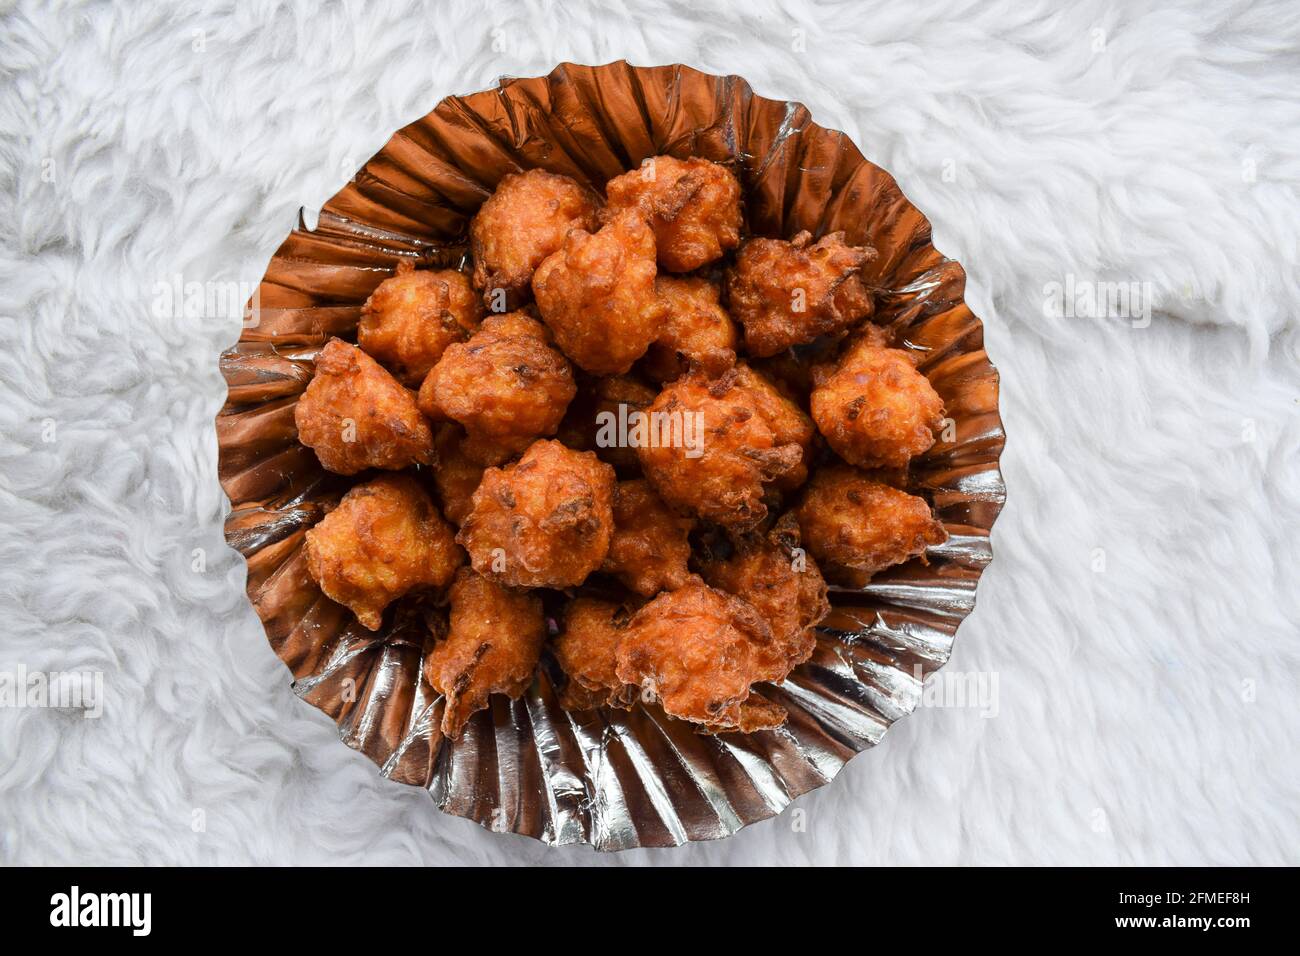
[218,61,1006,850]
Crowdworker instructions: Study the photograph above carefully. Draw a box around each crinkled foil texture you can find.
[217,61,1005,850]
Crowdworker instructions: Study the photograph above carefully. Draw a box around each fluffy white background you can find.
[1,0,1297,866]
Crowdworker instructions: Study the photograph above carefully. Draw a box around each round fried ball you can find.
[811,331,945,470]
[304,474,462,631]
[794,464,947,586]
[358,261,483,387]
[699,513,828,673]
[531,210,666,375]
[636,364,807,530]
[469,168,602,310]
[614,581,787,733]
[641,275,738,383]
[731,362,815,492]
[604,155,742,273]
[458,439,616,588]
[417,311,576,466]
[553,597,636,711]
[601,479,695,596]
[295,338,435,475]
[726,230,877,357]
[424,567,545,738]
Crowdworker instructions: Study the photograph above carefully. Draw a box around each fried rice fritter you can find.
[641,275,738,383]
[636,364,809,529]
[603,155,742,273]
[458,439,616,588]
[294,338,435,475]
[614,581,788,732]
[424,567,545,738]
[531,210,667,375]
[417,311,576,466]
[699,513,829,672]
[357,261,483,387]
[794,464,947,586]
[553,597,637,711]
[601,479,695,596]
[469,168,602,310]
[726,230,877,357]
[811,330,946,470]
[304,474,462,631]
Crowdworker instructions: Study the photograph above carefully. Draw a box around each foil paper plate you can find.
[217,61,1006,851]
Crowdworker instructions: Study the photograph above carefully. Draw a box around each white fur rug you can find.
[1,0,1297,866]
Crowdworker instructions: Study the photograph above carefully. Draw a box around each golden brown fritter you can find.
[794,464,947,586]
[731,363,815,492]
[430,424,485,526]
[726,230,877,357]
[357,261,483,387]
[614,581,787,732]
[417,311,576,466]
[553,597,637,711]
[424,567,545,738]
[557,373,658,476]
[295,338,435,475]
[810,332,945,470]
[635,365,807,530]
[601,479,695,596]
[641,275,738,383]
[304,474,462,631]
[469,168,602,310]
[531,210,667,375]
[458,439,616,588]
[699,513,828,673]
[604,155,742,273]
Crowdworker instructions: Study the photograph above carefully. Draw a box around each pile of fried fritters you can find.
[293,156,949,738]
